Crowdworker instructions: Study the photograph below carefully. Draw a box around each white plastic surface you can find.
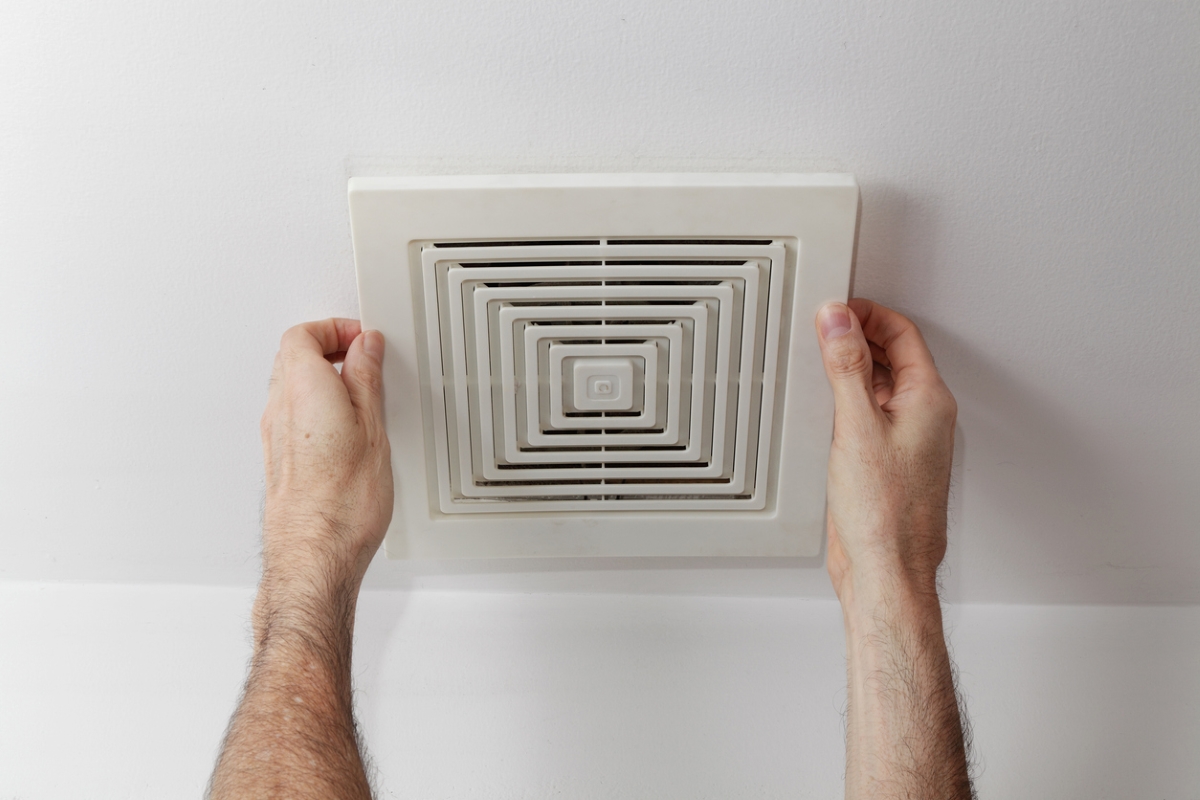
[349,173,858,558]
[569,356,636,411]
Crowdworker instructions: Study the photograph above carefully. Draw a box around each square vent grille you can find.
[422,239,785,512]
[349,173,858,559]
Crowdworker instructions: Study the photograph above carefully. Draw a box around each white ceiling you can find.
[1,0,1196,604]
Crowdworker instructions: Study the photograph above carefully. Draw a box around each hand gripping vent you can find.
[422,240,786,512]
[349,173,858,558]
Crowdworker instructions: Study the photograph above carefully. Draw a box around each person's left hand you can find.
[258,319,393,607]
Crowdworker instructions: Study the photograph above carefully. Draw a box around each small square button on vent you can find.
[572,358,635,410]
[350,173,858,559]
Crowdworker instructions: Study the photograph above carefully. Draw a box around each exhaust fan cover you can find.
[349,173,858,559]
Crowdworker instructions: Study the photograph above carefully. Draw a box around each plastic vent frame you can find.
[350,173,858,559]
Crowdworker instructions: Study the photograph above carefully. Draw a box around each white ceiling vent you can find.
[350,174,857,559]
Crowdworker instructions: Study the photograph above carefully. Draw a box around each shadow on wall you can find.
[361,553,832,598]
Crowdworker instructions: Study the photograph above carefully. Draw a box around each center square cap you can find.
[571,356,637,411]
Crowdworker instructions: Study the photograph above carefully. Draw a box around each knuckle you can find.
[357,365,384,396]
[279,324,306,349]
[278,346,307,369]
[934,384,958,418]
[941,389,958,421]
[922,384,958,426]
[893,310,918,331]
[827,339,872,378]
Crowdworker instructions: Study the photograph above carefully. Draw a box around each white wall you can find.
[2,3,1198,797]
[1,0,1198,604]
[2,584,1198,799]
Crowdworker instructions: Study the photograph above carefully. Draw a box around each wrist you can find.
[252,567,359,651]
[260,511,380,590]
[836,560,943,631]
[828,519,947,605]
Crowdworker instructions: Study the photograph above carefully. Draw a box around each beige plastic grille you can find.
[419,240,789,513]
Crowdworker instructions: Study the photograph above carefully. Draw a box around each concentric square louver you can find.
[350,173,858,559]
[425,242,782,508]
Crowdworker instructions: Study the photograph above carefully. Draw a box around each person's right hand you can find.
[258,318,393,614]
[814,299,957,604]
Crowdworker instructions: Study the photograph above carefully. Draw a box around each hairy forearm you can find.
[841,570,972,800]
[209,578,372,799]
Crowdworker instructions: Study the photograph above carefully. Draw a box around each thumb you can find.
[816,302,879,421]
[342,329,386,427]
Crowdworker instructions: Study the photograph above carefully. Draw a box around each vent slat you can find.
[420,240,787,507]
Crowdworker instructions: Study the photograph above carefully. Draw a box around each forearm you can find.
[840,568,972,800]
[209,578,372,799]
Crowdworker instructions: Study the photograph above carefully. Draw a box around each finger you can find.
[868,341,891,369]
[816,302,881,422]
[871,360,894,406]
[279,318,364,361]
[341,330,386,428]
[848,299,941,394]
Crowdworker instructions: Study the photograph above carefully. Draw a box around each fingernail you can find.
[818,303,852,340]
[363,330,384,361]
